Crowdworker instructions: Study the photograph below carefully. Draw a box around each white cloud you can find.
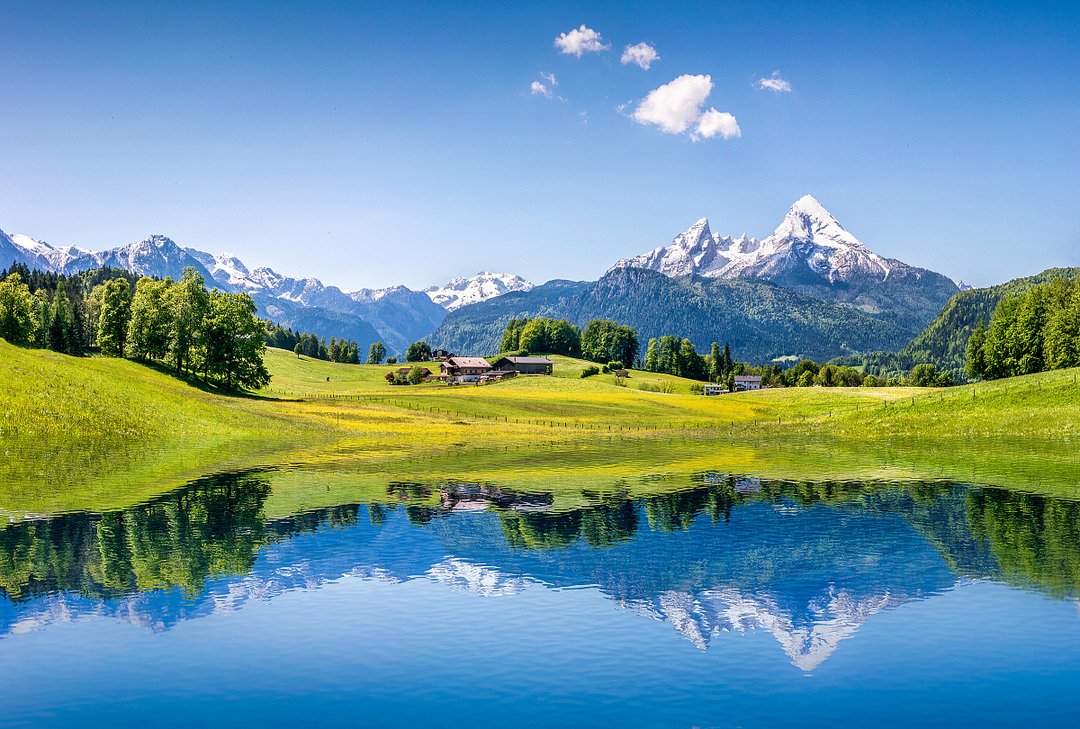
[632,74,713,134]
[757,70,792,93]
[630,73,738,141]
[554,25,609,56]
[530,72,558,98]
[696,109,741,139]
[631,75,740,141]
[621,42,659,70]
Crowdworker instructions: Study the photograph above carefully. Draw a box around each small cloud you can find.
[580,111,589,124]
[531,73,559,99]
[555,25,609,57]
[757,70,791,93]
[631,74,739,140]
[696,109,741,139]
[621,42,659,70]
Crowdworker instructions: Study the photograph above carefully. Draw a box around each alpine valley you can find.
[2,196,967,363]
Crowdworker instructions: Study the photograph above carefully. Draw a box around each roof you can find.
[734,375,762,381]
[500,356,554,365]
[490,356,555,368]
[444,356,491,368]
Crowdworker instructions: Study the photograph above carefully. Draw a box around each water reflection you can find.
[2,471,1080,670]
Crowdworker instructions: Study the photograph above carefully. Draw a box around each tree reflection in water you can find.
[2,471,1080,620]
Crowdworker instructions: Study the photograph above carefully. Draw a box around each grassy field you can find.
[4,341,1080,517]
[258,349,921,430]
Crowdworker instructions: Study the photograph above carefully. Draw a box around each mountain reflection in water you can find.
[2,470,1079,670]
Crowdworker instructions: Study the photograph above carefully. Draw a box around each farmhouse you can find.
[734,375,762,391]
[440,356,492,383]
[489,356,555,375]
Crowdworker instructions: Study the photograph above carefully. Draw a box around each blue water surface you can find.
[2,474,1079,728]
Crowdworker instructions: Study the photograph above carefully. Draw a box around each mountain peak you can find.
[426,271,534,311]
[791,194,827,216]
[771,196,862,252]
[673,218,712,250]
[139,234,178,248]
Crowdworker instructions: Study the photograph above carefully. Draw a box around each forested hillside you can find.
[848,267,1080,383]
[563,268,912,362]
[426,268,911,362]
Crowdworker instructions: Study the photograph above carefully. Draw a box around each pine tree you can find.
[47,280,71,354]
[965,318,987,379]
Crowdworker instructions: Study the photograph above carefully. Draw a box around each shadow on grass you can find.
[134,357,282,401]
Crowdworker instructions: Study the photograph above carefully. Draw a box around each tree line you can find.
[0,263,140,356]
[496,317,640,366]
[265,322,365,364]
[267,324,391,365]
[0,264,269,391]
[966,276,1080,380]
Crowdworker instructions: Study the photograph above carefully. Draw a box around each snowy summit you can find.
[611,195,930,288]
[425,272,534,311]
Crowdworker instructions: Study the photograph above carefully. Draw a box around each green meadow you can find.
[3,341,1080,519]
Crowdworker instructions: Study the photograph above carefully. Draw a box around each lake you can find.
[3,445,1080,727]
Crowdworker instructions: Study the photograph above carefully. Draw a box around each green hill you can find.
[427,268,912,363]
[851,267,1080,382]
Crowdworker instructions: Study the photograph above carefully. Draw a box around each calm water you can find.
[3,468,1080,727]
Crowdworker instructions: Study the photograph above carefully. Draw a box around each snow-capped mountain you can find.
[348,285,411,304]
[613,195,903,285]
[611,218,763,279]
[185,249,251,289]
[611,196,962,334]
[175,255,448,353]
[2,229,92,273]
[425,271,534,311]
[76,235,218,281]
[1,230,219,284]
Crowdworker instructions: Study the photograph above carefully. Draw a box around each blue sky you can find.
[1,1,1077,290]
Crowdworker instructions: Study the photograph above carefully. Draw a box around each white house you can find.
[734,375,762,391]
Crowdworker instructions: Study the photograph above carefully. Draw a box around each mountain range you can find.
[427,267,914,362]
[0,228,528,356]
[2,195,969,362]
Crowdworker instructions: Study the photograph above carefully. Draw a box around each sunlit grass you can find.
[5,339,1080,518]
